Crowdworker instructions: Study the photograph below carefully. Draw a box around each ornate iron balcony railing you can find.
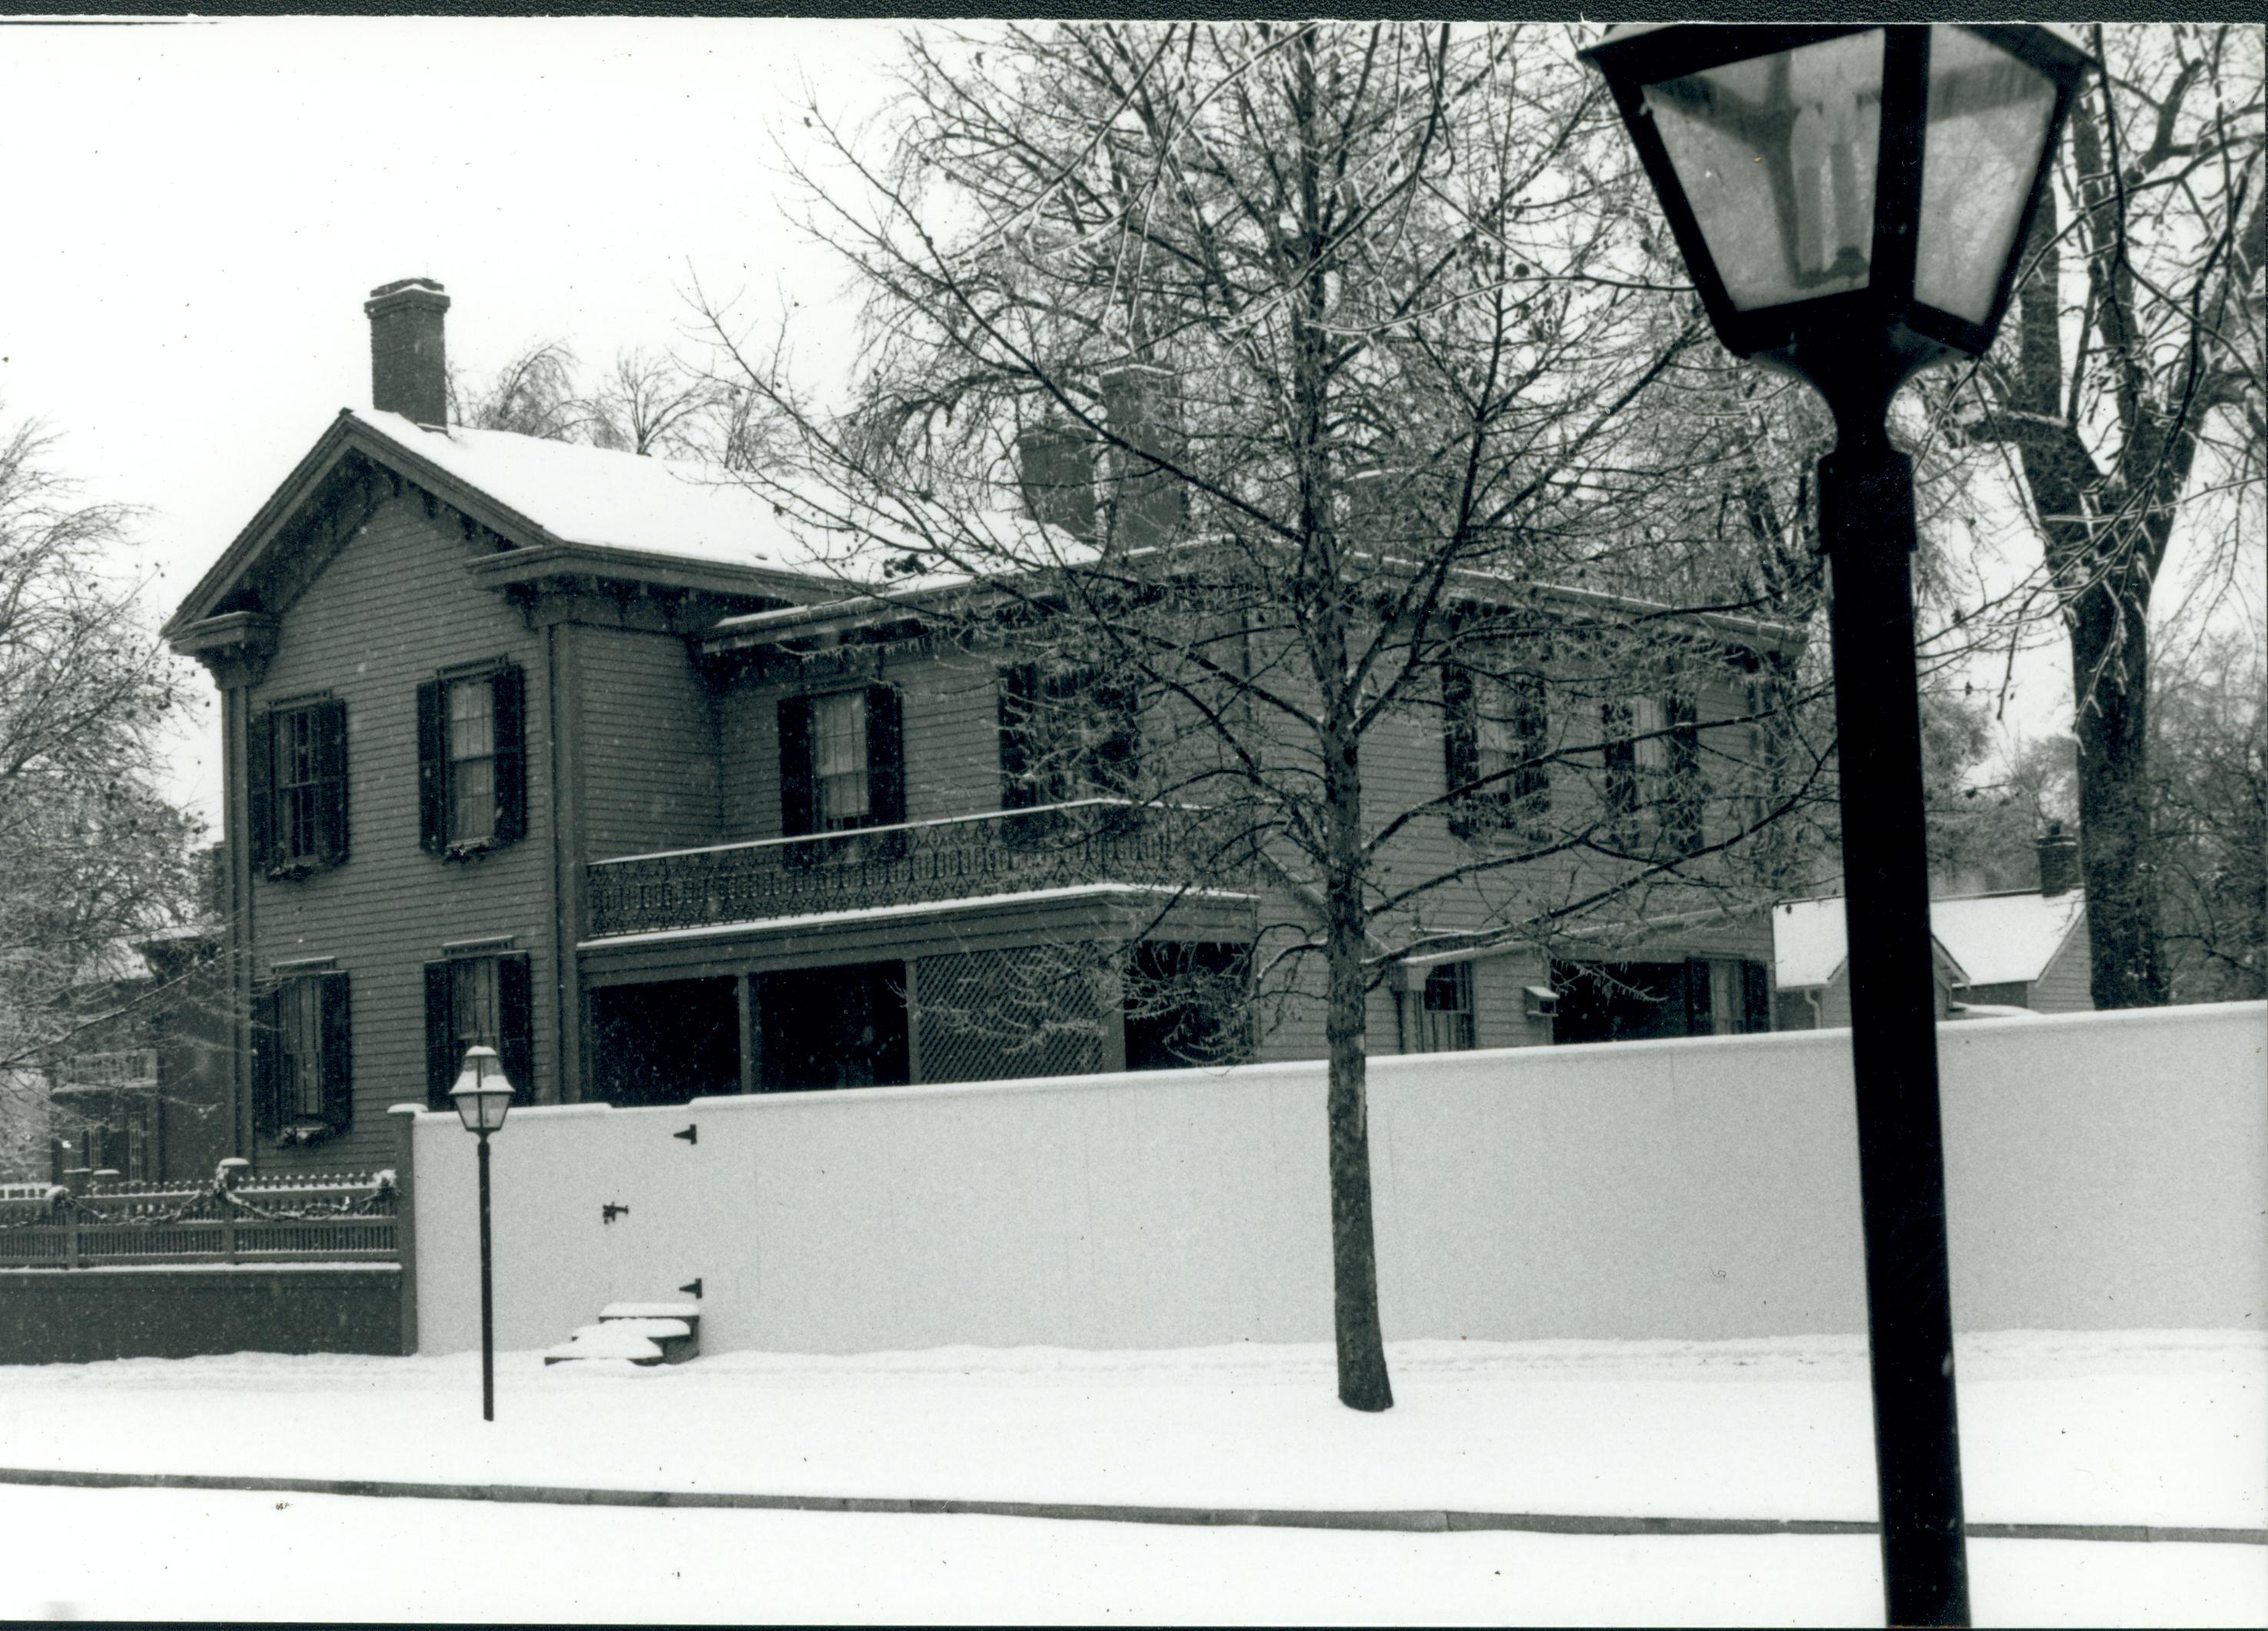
[585,800,1259,940]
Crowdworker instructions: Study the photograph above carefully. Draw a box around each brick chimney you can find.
[1099,361,1186,551]
[1016,423,1097,540]
[2036,820,2080,897]
[364,277,450,426]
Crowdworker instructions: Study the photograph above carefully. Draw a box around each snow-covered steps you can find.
[542,1301,701,1367]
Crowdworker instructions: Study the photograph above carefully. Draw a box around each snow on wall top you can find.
[1929,890,2087,988]
[351,409,833,576]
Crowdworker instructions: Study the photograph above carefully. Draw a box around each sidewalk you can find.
[1,1330,2258,1533]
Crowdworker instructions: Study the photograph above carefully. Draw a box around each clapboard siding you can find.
[2029,913,2095,1012]
[578,625,719,858]
[244,493,555,1172]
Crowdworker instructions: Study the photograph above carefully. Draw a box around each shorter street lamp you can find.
[1582,23,2092,1630]
[449,1045,515,1423]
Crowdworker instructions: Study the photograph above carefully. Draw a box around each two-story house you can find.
[165,280,1788,1174]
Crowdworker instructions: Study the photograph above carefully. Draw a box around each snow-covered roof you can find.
[1771,895,1973,991]
[1928,890,2087,988]
[350,409,830,575]
[1772,897,1853,990]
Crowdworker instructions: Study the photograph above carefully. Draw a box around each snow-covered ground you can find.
[7,1486,2263,1626]
[1,1330,2260,1624]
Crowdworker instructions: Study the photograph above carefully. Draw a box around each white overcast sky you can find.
[3,15,2190,841]
[0,15,903,830]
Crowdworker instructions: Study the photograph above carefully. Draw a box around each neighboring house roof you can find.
[1771,895,1971,990]
[1928,890,2087,987]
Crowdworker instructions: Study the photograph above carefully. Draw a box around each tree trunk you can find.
[2068,576,2169,1007]
[1323,721,1394,1413]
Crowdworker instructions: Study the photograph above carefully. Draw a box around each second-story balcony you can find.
[585,800,1261,940]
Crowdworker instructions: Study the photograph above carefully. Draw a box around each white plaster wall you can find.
[408,1001,2266,1355]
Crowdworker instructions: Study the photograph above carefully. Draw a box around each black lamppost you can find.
[449,1044,515,1423]
[1582,25,2092,1629]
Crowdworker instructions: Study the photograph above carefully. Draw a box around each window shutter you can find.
[865,684,905,827]
[1094,673,1142,794]
[247,709,277,874]
[497,953,535,1100]
[318,973,353,1135]
[313,698,350,866]
[492,664,528,845]
[424,960,455,1109]
[1684,957,1713,1036]
[1667,691,1703,854]
[250,986,281,1139]
[997,663,1038,809]
[416,680,446,854]
[777,695,814,838]
[1441,662,1478,838]
[1602,700,1637,822]
[1741,960,1772,1034]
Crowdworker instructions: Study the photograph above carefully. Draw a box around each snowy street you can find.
[8,1483,2263,1626]
[1,1330,2260,1623]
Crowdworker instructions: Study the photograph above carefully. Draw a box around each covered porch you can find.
[575,880,1259,1106]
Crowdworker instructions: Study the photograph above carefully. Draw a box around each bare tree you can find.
[0,413,206,1165]
[448,340,600,442]
[592,347,718,457]
[2150,629,2266,1003]
[1953,23,2265,1007]
[701,22,1835,1411]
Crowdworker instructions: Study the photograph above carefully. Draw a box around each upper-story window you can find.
[1604,692,1705,854]
[1444,659,1549,840]
[778,685,904,838]
[418,664,527,857]
[249,698,348,878]
[998,661,1141,810]
[446,678,497,842]
[812,689,871,830]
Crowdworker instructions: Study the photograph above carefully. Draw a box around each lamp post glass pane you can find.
[1643,30,1885,312]
[1914,26,2059,325]
[450,1046,513,1134]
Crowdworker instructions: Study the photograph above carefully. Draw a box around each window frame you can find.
[418,662,526,858]
[249,696,348,878]
[1416,961,1477,1053]
[424,949,534,1109]
[253,970,351,1144]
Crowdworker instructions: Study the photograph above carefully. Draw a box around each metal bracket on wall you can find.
[674,1124,698,1145]
[678,1278,703,1299]
[602,1203,630,1225]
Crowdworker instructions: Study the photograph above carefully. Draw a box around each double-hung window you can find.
[424,950,533,1108]
[254,971,351,1141]
[998,661,1142,817]
[249,698,348,877]
[812,690,871,831]
[1604,693,1706,854]
[778,685,905,844]
[446,678,497,843]
[418,664,527,855]
[1416,962,1477,1052]
[1444,657,1550,840]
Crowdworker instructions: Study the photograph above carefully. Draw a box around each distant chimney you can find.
[1099,361,1186,551]
[1016,423,1097,540]
[364,277,450,426]
[2037,821,2080,897]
